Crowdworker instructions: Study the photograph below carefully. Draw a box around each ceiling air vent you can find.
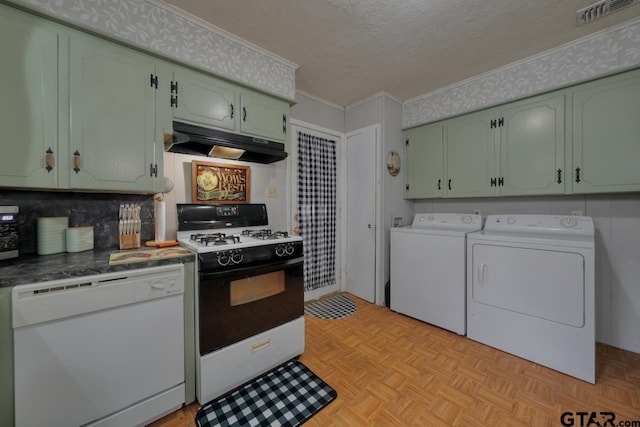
[577,0,638,25]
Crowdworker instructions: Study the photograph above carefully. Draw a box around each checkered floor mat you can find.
[195,360,337,427]
[304,294,356,319]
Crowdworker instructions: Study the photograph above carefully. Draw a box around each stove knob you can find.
[275,245,285,257]
[285,244,295,255]
[230,250,243,264]
[217,252,230,266]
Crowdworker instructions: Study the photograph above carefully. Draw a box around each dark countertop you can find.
[0,248,195,288]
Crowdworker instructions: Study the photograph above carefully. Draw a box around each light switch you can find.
[267,185,278,198]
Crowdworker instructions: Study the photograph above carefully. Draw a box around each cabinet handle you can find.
[575,167,581,183]
[448,179,452,190]
[437,179,441,190]
[498,177,504,186]
[73,150,81,174]
[498,117,504,127]
[171,95,178,108]
[557,169,562,184]
[243,107,247,122]
[170,81,178,94]
[283,114,287,134]
[490,178,496,187]
[45,147,55,173]
[490,119,497,129]
[230,103,234,119]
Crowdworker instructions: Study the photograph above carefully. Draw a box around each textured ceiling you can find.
[163,0,640,106]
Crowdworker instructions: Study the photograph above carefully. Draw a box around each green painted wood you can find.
[173,68,237,131]
[0,7,58,189]
[445,109,497,197]
[68,33,156,192]
[0,287,14,427]
[240,90,289,142]
[403,123,443,199]
[499,93,565,195]
[572,69,640,194]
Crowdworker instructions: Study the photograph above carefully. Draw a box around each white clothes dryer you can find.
[466,214,595,383]
[390,213,482,335]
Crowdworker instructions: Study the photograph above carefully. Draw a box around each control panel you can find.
[484,214,594,234]
[411,213,482,230]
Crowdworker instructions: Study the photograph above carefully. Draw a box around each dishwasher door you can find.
[12,265,185,427]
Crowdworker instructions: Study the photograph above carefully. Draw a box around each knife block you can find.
[119,232,141,250]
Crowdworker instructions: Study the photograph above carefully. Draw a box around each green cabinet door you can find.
[0,8,58,189]
[0,287,14,427]
[445,109,497,197]
[498,93,565,195]
[572,70,640,194]
[172,68,237,131]
[68,34,156,192]
[240,90,289,142]
[403,123,443,199]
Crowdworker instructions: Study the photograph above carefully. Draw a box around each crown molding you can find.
[346,91,402,110]
[295,90,345,110]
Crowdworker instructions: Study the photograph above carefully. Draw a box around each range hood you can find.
[167,121,287,164]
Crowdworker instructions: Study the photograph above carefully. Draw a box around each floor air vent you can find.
[577,0,638,25]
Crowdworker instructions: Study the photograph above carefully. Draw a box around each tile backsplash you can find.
[0,190,154,255]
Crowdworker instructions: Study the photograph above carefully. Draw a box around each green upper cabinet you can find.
[403,123,443,199]
[444,109,497,198]
[239,90,289,142]
[497,93,565,196]
[572,69,640,194]
[0,8,59,189]
[68,33,158,192]
[171,67,237,131]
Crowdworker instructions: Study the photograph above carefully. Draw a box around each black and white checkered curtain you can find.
[297,131,337,291]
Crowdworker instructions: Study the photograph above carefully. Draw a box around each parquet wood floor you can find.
[150,293,640,426]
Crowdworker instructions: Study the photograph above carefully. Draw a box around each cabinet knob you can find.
[448,179,452,190]
[243,107,247,122]
[73,150,81,174]
[45,147,55,173]
[230,103,234,119]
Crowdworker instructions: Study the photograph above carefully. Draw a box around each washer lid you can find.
[410,213,483,231]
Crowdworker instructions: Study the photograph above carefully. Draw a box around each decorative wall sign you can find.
[191,161,250,204]
[386,151,401,176]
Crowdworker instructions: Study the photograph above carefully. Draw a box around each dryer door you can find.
[470,244,585,327]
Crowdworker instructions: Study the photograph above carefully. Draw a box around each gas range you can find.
[176,204,302,271]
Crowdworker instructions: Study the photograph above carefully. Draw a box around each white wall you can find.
[413,194,640,353]
[291,93,345,133]
[162,152,289,240]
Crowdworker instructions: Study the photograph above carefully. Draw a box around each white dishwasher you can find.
[12,264,185,427]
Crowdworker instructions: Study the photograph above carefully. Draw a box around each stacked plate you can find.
[37,217,69,255]
[66,226,94,253]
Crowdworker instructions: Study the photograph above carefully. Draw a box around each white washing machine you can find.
[466,214,595,383]
[390,213,482,335]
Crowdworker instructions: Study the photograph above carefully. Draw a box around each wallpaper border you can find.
[403,17,640,129]
[8,0,297,101]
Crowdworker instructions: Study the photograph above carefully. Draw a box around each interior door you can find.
[346,126,378,303]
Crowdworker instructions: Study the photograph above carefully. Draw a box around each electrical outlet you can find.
[473,209,481,216]
[267,185,278,198]
[392,217,402,227]
[571,210,584,216]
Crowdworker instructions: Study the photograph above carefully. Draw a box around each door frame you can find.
[345,124,382,304]
[289,119,346,302]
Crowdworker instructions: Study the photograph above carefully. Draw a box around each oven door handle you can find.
[199,256,304,280]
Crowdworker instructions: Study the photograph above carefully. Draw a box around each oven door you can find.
[198,257,303,355]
